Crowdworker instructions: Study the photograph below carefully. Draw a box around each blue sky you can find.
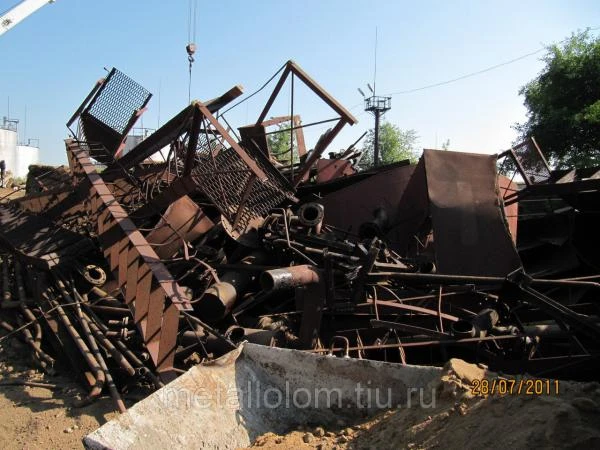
[1,0,599,165]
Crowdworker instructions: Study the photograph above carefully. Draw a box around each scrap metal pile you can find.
[0,61,599,412]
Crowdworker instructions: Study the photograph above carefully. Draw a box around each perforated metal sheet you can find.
[87,69,151,135]
[512,140,551,184]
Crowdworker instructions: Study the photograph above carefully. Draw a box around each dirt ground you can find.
[0,336,599,450]
[0,339,117,450]
[249,359,600,450]
[0,187,25,202]
[0,184,115,449]
[1,313,599,450]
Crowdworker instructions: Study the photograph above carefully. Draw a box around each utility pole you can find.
[364,94,391,166]
[358,28,391,167]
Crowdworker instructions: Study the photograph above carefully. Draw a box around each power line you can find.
[386,26,599,96]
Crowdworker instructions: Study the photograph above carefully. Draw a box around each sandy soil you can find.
[0,339,117,450]
[0,187,25,202]
[249,359,600,450]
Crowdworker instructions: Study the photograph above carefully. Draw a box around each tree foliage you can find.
[516,30,600,168]
[266,122,297,165]
[360,122,419,169]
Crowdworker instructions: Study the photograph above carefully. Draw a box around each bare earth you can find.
[1,331,599,449]
[249,359,600,450]
[0,340,117,450]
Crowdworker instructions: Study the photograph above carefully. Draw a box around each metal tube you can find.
[70,289,137,378]
[297,202,324,234]
[2,257,12,303]
[260,265,321,291]
[14,261,42,344]
[368,271,600,289]
[49,296,105,405]
[84,305,163,389]
[75,298,126,413]
[88,305,131,316]
[311,333,522,354]
[196,252,267,321]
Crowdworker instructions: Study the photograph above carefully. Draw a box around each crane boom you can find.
[0,0,55,36]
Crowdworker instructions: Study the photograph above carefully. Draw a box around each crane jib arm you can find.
[0,0,56,36]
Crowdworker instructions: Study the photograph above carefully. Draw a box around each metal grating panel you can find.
[192,146,294,233]
[512,140,551,184]
[190,117,295,233]
[87,69,151,135]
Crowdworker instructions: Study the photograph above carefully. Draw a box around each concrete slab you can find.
[84,343,441,449]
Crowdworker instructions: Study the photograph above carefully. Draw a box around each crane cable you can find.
[186,0,198,103]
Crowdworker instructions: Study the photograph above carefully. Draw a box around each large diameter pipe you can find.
[297,202,325,234]
[260,265,321,291]
[180,328,280,357]
[196,252,266,321]
[146,195,214,259]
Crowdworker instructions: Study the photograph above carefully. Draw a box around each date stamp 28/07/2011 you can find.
[471,378,560,397]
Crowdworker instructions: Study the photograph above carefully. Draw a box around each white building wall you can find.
[0,128,17,176]
[15,145,40,178]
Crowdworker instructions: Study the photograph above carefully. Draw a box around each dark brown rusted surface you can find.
[66,139,193,381]
[423,149,522,277]
[1,63,599,414]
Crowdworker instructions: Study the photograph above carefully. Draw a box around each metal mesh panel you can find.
[87,69,151,135]
[512,140,551,184]
[191,121,295,233]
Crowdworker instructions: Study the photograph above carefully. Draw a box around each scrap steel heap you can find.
[0,61,599,412]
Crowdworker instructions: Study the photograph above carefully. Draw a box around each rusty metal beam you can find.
[183,107,202,176]
[256,65,292,125]
[195,101,268,181]
[66,139,194,381]
[286,60,357,125]
[293,119,347,186]
[109,85,244,173]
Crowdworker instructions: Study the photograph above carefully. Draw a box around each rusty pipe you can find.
[260,265,321,291]
[14,261,43,344]
[13,261,55,369]
[182,328,280,355]
[297,202,324,234]
[84,315,136,377]
[2,257,12,303]
[83,305,163,389]
[359,207,389,240]
[14,314,55,370]
[196,252,266,321]
[49,295,105,405]
[71,289,137,378]
[87,337,126,413]
[2,260,53,368]
[74,296,126,413]
[196,282,237,321]
[88,305,131,316]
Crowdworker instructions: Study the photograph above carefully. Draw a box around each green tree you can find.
[359,122,419,169]
[516,30,600,168]
[266,121,297,165]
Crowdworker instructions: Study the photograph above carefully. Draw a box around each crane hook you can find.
[186,43,196,64]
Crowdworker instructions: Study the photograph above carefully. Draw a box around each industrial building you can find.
[0,117,40,179]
